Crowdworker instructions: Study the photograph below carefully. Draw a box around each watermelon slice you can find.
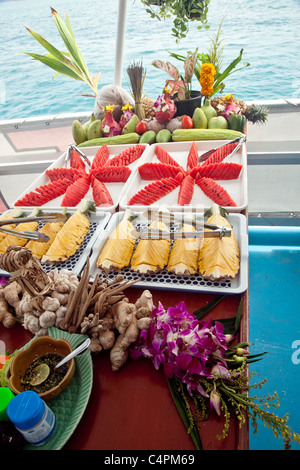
[61,175,90,207]
[186,141,198,171]
[15,191,48,206]
[45,167,82,182]
[138,162,185,180]
[91,144,110,170]
[202,142,238,166]
[90,165,131,182]
[128,175,182,206]
[178,175,195,206]
[189,162,243,180]
[155,145,183,168]
[195,176,237,207]
[69,148,86,172]
[14,178,73,206]
[91,176,113,206]
[106,144,145,167]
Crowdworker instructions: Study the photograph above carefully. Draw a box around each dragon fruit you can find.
[119,103,134,130]
[221,94,241,120]
[153,87,176,124]
[101,104,121,137]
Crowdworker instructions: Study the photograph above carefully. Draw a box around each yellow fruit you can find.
[167,224,200,276]
[130,220,170,274]
[0,209,40,254]
[26,220,65,259]
[97,214,136,272]
[198,208,239,280]
[42,206,92,263]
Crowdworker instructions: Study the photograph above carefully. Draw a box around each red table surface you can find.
[0,287,249,451]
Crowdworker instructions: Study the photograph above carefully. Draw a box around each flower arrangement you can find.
[152,48,199,100]
[199,63,216,98]
[130,299,300,450]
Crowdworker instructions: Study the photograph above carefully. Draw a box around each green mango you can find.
[87,119,102,140]
[83,113,95,130]
[208,116,228,129]
[122,114,140,134]
[192,107,207,129]
[72,120,87,145]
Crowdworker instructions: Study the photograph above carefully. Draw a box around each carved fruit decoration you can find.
[101,104,121,137]
[153,87,176,124]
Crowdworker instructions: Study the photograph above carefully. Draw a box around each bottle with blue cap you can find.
[6,390,56,446]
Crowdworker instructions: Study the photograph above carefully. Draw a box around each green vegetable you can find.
[139,130,156,144]
[172,128,243,142]
[122,114,140,134]
[201,99,217,121]
[208,116,228,129]
[78,133,140,147]
[156,129,172,143]
[228,114,246,132]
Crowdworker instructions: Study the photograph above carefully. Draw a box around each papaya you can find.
[72,120,87,145]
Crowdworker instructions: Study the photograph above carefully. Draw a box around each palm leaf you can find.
[22,52,85,81]
[51,8,90,79]
[25,27,73,68]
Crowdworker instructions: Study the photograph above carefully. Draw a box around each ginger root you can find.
[109,290,153,372]
[0,288,15,328]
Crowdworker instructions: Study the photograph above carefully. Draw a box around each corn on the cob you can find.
[130,220,170,274]
[198,205,239,280]
[97,213,136,272]
[167,224,200,276]
[26,220,65,259]
[0,208,41,254]
[42,201,95,263]
[0,208,24,243]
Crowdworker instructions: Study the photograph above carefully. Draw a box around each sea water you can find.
[0,0,300,120]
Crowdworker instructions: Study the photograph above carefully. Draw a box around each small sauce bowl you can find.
[9,337,75,401]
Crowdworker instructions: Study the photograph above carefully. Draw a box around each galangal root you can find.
[0,245,154,371]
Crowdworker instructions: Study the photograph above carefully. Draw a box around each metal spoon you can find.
[55,337,91,369]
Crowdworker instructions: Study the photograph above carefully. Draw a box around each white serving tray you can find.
[0,208,111,277]
[89,210,248,294]
[119,140,247,213]
[13,144,148,213]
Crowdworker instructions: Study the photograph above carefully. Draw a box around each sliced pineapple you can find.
[0,208,24,243]
[167,224,200,276]
[97,213,136,272]
[130,220,170,274]
[41,201,95,263]
[26,220,65,259]
[0,208,40,254]
[198,206,239,281]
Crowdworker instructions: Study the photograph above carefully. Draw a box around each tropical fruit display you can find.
[13,144,146,209]
[95,207,241,282]
[122,140,244,210]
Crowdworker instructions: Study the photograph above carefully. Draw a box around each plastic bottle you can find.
[6,390,56,446]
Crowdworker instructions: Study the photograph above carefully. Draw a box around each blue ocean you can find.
[1,0,300,120]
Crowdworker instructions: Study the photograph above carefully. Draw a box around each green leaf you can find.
[168,378,203,450]
[51,7,89,78]
[193,295,226,320]
[22,52,85,81]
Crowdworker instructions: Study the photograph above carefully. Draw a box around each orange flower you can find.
[199,63,216,97]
